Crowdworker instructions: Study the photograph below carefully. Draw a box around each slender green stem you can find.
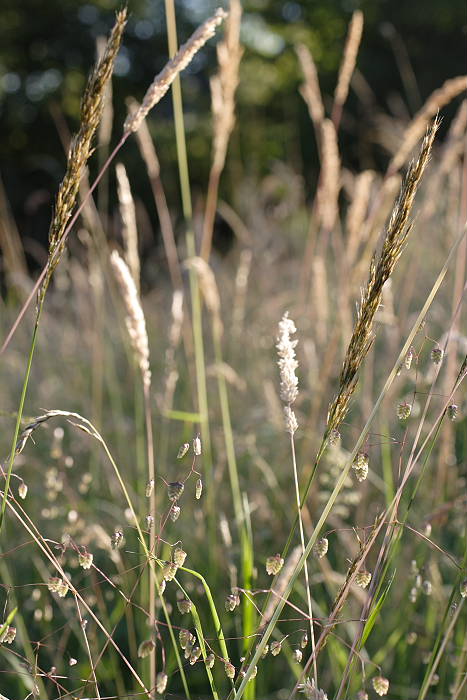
[164,0,217,560]
[1,306,42,531]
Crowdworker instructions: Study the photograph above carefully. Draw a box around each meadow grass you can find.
[0,4,466,700]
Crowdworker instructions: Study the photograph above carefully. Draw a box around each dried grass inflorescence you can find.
[332,10,364,123]
[296,44,325,129]
[210,0,243,172]
[124,9,227,134]
[39,10,127,303]
[277,313,300,433]
[110,250,151,388]
[326,120,439,435]
[389,76,467,173]
[116,162,140,290]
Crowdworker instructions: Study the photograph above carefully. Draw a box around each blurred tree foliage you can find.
[0,0,464,260]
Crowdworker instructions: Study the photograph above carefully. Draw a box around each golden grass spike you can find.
[296,43,325,129]
[389,75,467,173]
[124,8,227,134]
[318,119,341,231]
[116,163,140,291]
[326,119,439,434]
[39,9,127,304]
[110,249,151,389]
[332,10,364,128]
[201,0,243,261]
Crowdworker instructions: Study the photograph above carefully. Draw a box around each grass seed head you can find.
[137,639,155,658]
[225,661,235,679]
[314,537,329,559]
[266,553,284,575]
[168,481,185,501]
[355,570,372,588]
[372,676,389,696]
[156,671,168,694]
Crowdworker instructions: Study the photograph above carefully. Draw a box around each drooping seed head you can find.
[193,436,202,456]
[177,443,190,459]
[190,646,202,665]
[355,570,372,588]
[195,478,203,499]
[224,661,235,679]
[225,593,240,611]
[170,505,181,521]
[404,346,414,369]
[352,452,369,482]
[18,481,28,499]
[293,648,303,662]
[137,639,155,658]
[300,631,308,648]
[460,579,467,598]
[372,676,389,696]
[156,672,168,694]
[173,547,187,567]
[448,404,458,421]
[430,346,444,365]
[78,552,93,570]
[177,599,192,614]
[397,401,412,421]
[111,528,124,550]
[270,640,282,656]
[206,652,215,668]
[314,537,329,559]
[162,562,178,581]
[168,481,185,501]
[179,629,191,649]
[266,553,284,575]
[145,479,154,497]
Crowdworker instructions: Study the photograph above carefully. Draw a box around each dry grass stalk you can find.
[296,44,325,130]
[346,169,375,264]
[211,0,243,173]
[318,119,341,231]
[124,8,227,134]
[312,255,329,345]
[184,256,222,337]
[389,75,467,173]
[422,99,467,220]
[39,10,127,304]
[332,10,364,128]
[110,250,151,389]
[327,120,439,434]
[116,163,140,291]
[201,0,243,261]
[127,98,183,291]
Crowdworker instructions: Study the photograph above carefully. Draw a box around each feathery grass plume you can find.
[201,0,243,260]
[388,76,467,173]
[332,10,364,128]
[326,120,439,435]
[123,9,227,134]
[110,250,151,388]
[39,10,127,304]
[296,44,325,129]
[318,120,340,231]
[115,163,140,291]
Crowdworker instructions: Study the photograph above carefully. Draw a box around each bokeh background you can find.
[0,0,465,274]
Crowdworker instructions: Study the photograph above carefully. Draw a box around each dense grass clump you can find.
[1,3,466,700]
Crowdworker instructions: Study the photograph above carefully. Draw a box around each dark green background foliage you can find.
[0,0,464,262]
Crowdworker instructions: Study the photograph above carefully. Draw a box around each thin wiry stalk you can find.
[164,0,218,560]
